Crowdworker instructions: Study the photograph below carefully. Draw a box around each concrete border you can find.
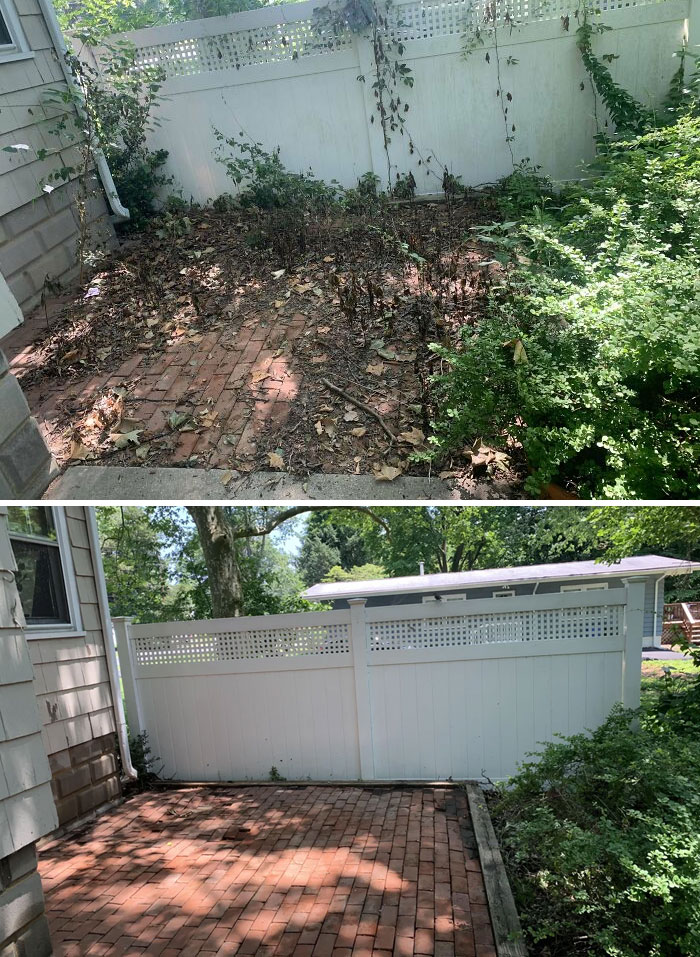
[465,783,528,957]
[44,465,456,500]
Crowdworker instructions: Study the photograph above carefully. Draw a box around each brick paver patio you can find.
[39,785,496,957]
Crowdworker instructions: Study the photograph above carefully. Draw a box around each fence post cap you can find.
[347,598,368,606]
[112,615,135,623]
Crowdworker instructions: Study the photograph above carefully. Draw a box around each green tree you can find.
[592,506,700,601]
[297,509,371,585]
[323,563,387,583]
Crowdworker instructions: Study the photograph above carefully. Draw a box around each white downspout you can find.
[35,0,130,222]
[653,575,666,649]
[86,508,137,780]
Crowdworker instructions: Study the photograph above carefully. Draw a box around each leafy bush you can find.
[430,116,700,498]
[61,40,172,231]
[213,130,341,213]
[491,667,700,957]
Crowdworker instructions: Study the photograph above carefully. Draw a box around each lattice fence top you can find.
[132,621,351,667]
[366,602,624,652]
[130,16,351,78]
[122,0,672,79]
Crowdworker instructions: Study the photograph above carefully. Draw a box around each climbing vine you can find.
[575,7,653,137]
[313,0,414,185]
[462,1,520,165]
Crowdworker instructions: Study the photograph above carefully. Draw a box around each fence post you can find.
[348,599,375,780]
[688,0,700,52]
[112,616,143,736]
[622,580,645,711]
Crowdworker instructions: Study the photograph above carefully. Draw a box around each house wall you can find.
[0,347,56,498]
[332,575,664,641]
[0,506,56,957]
[0,0,116,314]
[24,506,122,829]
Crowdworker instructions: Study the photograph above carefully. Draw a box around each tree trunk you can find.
[187,506,244,618]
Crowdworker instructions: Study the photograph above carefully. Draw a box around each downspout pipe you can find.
[86,508,138,780]
[35,0,130,222]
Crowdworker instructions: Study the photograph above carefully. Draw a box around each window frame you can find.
[560,582,609,593]
[0,0,32,63]
[9,507,84,639]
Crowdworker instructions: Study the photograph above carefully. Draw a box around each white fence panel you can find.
[115,582,644,782]
[92,0,693,201]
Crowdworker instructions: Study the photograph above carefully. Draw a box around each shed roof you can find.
[303,555,700,602]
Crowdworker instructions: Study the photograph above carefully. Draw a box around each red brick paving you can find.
[38,786,496,956]
[2,307,308,469]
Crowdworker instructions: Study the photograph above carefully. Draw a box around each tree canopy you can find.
[96,505,700,623]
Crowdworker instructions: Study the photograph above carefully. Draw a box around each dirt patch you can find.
[5,200,526,494]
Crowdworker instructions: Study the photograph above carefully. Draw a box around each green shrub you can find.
[213,130,341,213]
[108,148,172,230]
[491,672,700,957]
[430,117,700,498]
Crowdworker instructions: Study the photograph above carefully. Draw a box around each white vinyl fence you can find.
[113,581,645,782]
[87,0,697,201]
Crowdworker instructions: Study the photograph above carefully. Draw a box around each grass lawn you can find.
[641,655,700,699]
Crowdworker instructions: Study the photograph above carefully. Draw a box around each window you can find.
[8,507,82,633]
[560,582,609,593]
[0,0,30,61]
[422,593,466,603]
[493,589,515,598]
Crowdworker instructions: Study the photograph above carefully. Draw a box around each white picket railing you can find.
[113,582,645,782]
[87,0,694,200]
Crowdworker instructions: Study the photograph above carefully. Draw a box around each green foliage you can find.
[391,171,416,199]
[55,0,269,40]
[268,765,286,782]
[576,14,653,138]
[591,506,700,602]
[342,172,384,214]
[97,506,311,623]
[108,148,172,231]
[127,730,162,782]
[322,563,387,582]
[430,116,700,498]
[492,160,554,219]
[297,510,371,585]
[213,131,340,212]
[491,676,700,957]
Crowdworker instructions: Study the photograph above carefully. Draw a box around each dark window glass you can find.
[8,508,70,625]
[0,13,13,46]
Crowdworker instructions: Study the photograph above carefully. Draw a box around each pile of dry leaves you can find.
[12,199,526,493]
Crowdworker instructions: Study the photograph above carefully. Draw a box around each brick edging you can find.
[465,783,528,957]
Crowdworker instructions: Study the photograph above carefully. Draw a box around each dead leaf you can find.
[199,410,219,427]
[366,362,385,376]
[310,354,329,364]
[168,411,193,431]
[503,338,528,364]
[315,421,324,435]
[351,427,367,437]
[272,269,286,279]
[268,451,285,469]
[69,439,90,460]
[135,443,151,460]
[374,464,403,482]
[344,410,360,422]
[109,429,142,449]
[251,369,271,383]
[399,427,425,446]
